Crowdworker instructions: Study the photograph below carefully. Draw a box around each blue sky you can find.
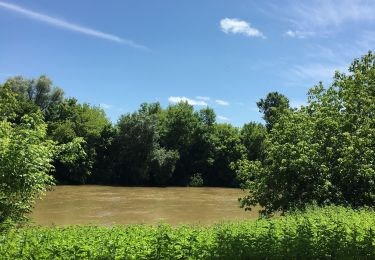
[1,0,374,126]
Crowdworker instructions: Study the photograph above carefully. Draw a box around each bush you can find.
[1,206,374,259]
[0,111,55,223]
[189,173,204,187]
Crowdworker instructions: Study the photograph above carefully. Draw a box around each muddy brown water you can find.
[31,185,259,226]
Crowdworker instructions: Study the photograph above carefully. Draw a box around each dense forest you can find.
[0,75,271,187]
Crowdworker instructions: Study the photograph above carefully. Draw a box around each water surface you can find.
[31,185,259,226]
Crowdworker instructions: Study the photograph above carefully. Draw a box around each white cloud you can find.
[284,30,315,39]
[220,18,265,38]
[100,103,112,109]
[215,99,229,106]
[0,1,148,49]
[285,30,296,37]
[196,96,210,101]
[168,96,207,106]
[217,115,229,121]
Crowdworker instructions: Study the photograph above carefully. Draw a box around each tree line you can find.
[0,75,272,190]
[1,52,374,223]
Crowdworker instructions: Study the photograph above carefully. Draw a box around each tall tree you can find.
[240,122,266,161]
[257,92,290,131]
[47,99,111,184]
[239,52,375,215]
[113,103,178,185]
[113,111,159,184]
[160,102,200,185]
[206,124,245,186]
[4,75,64,113]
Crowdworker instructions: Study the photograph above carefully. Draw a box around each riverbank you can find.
[2,206,374,259]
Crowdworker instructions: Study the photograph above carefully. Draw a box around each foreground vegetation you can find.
[1,206,374,259]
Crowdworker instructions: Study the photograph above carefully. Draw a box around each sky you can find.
[1,0,374,126]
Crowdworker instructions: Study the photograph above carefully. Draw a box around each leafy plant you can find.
[1,206,373,259]
[189,173,204,187]
[0,112,55,223]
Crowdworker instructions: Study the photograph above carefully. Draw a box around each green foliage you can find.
[0,112,55,223]
[257,91,290,131]
[0,85,18,120]
[240,52,375,215]
[55,137,89,184]
[88,125,116,184]
[47,98,111,184]
[2,51,374,196]
[113,106,163,184]
[159,102,201,184]
[1,206,374,259]
[207,124,245,186]
[4,75,64,112]
[240,122,266,161]
[1,74,268,187]
[1,76,112,185]
[161,102,200,151]
[189,173,204,187]
[0,80,40,123]
[3,75,264,188]
[149,147,179,186]
[109,101,250,187]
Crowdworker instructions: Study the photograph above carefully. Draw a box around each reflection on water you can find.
[31,185,259,226]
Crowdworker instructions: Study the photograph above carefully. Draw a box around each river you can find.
[31,185,259,226]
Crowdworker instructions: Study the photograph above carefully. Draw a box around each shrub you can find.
[0,111,55,223]
[1,206,374,259]
[189,173,204,187]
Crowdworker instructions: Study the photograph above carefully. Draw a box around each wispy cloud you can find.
[220,18,265,38]
[217,115,229,121]
[285,63,348,87]
[290,0,375,28]
[282,0,375,37]
[215,99,230,106]
[196,96,210,101]
[100,103,112,109]
[284,30,315,39]
[283,33,373,87]
[168,96,208,106]
[306,34,375,64]
[0,1,148,49]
